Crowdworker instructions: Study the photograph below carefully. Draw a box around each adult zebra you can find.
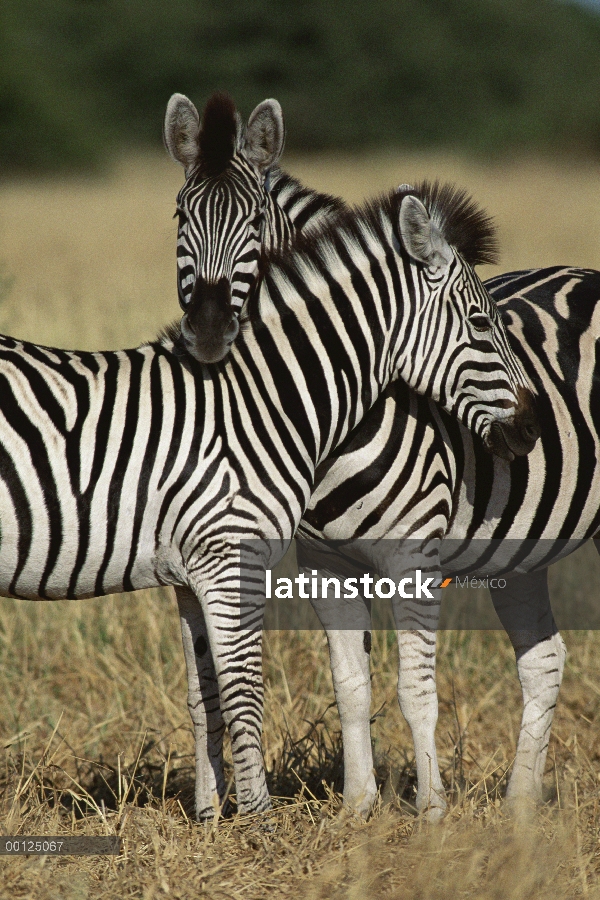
[162,92,540,819]
[0,176,535,818]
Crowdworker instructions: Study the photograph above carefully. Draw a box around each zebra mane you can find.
[402,181,499,267]
[155,321,192,359]
[156,321,182,345]
[259,181,498,287]
[197,92,239,177]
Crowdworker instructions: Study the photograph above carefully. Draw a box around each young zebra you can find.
[162,93,539,818]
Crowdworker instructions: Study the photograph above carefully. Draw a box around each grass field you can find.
[0,152,600,898]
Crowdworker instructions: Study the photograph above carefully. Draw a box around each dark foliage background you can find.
[1,0,600,171]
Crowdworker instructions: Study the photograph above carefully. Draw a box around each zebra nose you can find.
[485,388,540,460]
[180,314,196,345]
[506,412,540,456]
[512,386,541,450]
[179,276,238,364]
[520,412,541,444]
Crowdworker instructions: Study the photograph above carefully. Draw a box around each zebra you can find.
[161,93,539,818]
[179,257,600,822]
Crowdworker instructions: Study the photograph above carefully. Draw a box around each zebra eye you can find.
[174,206,187,224]
[469,313,493,333]
[249,207,265,232]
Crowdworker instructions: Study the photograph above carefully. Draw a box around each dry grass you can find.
[0,157,181,350]
[2,594,600,899]
[0,152,600,897]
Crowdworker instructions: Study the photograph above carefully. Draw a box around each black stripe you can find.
[95,351,144,595]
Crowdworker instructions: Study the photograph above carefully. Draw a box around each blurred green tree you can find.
[1,0,600,171]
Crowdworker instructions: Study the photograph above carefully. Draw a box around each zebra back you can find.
[266,168,347,247]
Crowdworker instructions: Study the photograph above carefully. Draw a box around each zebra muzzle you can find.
[485,392,541,460]
[180,276,239,364]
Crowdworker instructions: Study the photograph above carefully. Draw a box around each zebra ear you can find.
[164,94,201,172]
[399,195,453,270]
[245,99,285,173]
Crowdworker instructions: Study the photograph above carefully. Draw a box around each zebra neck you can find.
[262,196,294,255]
[239,230,402,465]
[267,168,348,240]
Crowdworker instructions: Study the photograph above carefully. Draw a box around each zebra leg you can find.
[395,626,446,820]
[302,544,377,816]
[190,574,270,816]
[490,568,566,804]
[325,626,377,815]
[175,586,227,820]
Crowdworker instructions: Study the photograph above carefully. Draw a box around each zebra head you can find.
[396,184,539,459]
[164,91,286,363]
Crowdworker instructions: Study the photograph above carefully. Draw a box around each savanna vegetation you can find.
[2,0,600,172]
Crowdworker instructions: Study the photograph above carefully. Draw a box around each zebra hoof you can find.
[343,780,378,819]
[415,790,447,823]
[421,803,446,823]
